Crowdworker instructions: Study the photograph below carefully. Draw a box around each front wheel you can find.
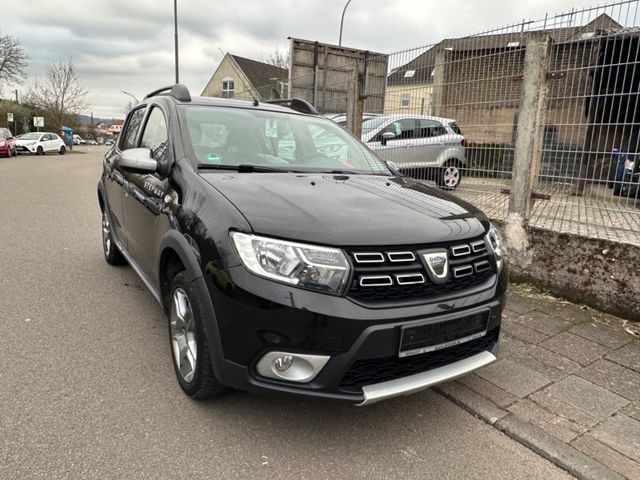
[169,271,226,399]
[36,146,44,156]
[59,146,66,155]
[101,209,125,265]
[436,160,462,190]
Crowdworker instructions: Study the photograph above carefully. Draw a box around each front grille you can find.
[346,237,496,305]
[339,328,499,391]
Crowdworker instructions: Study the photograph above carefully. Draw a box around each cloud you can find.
[1,0,603,117]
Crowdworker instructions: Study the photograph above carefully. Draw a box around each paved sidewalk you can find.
[437,285,640,480]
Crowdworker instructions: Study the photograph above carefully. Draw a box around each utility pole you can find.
[174,0,179,84]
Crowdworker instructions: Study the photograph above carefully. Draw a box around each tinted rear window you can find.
[449,122,462,135]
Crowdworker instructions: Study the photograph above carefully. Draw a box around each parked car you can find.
[98,85,506,405]
[87,139,98,145]
[361,115,467,189]
[15,132,67,155]
[0,128,17,157]
[73,134,87,145]
[325,112,380,128]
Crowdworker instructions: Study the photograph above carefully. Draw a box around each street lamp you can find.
[174,0,179,84]
[338,0,353,46]
[121,91,139,103]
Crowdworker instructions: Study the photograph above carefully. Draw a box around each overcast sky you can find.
[1,0,610,118]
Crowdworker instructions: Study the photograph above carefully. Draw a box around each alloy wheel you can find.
[443,165,460,188]
[101,211,112,256]
[170,288,198,383]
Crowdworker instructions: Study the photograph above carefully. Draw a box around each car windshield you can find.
[181,106,390,175]
[362,116,392,134]
[20,133,41,140]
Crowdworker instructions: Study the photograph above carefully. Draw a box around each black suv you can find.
[98,85,507,405]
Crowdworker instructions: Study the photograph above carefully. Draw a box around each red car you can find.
[0,128,17,157]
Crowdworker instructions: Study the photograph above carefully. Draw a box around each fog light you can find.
[274,355,293,372]
[256,351,330,383]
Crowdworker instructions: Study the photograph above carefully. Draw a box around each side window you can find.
[45,134,54,141]
[120,108,146,150]
[140,107,168,162]
[417,119,447,138]
[387,119,415,140]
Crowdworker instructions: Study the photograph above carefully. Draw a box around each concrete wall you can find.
[504,225,640,321]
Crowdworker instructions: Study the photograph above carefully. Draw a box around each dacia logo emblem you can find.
[420,249,449,284]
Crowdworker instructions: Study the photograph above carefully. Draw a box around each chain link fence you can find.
[220,0,640,247]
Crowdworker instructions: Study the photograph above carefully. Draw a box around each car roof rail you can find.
[264,98,319,115]
[144,84,192,102]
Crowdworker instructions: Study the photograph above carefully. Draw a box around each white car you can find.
[73,134,87,145]
[325,113,380,127]
[15,132,67,155]
[362,114,467,189]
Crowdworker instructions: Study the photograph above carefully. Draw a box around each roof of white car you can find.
[370,114,457,124]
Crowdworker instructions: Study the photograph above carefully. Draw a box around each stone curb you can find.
[435,384,625,480]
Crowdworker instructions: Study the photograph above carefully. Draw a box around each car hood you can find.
[15,139,37,145]
[201,173,489,246]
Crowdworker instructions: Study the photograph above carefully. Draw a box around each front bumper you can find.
[16,145,36,153]
[359,350,496,405]
[206,264,507,404]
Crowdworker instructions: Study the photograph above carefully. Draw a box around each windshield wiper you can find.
[327,169,359,174]
[197,163,295,173]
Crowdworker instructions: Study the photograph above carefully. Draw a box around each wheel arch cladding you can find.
[158,230,229,384]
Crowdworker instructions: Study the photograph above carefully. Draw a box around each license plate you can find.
[399,311,489,358]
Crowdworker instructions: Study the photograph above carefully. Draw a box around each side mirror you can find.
[381,131,396,146]
[119,148,157,174]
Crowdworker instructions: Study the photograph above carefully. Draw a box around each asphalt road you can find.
[0,148,574,480]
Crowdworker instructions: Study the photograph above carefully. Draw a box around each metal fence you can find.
[225,0,640,246]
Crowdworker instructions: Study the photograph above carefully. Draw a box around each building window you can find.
[400,94,410,108]
[222,79,235,98]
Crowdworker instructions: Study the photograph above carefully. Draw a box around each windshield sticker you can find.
[265,120,278,138]
[205,152,222,164]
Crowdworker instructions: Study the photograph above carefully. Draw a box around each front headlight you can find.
[486,223,503,270]
[230,232,351,294]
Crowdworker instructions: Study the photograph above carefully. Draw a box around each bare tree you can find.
[27,58,88,128]
[0,31,28,87]
[262,48,289,69]
[123,100,136,116]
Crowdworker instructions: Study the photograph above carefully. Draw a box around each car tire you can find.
[36,146,44,156]
[59,146,66,155]
[436,160,462,190]
[101,209,126,265]
[168,271,226,399]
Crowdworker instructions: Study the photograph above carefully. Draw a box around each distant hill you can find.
[76,114,123,126]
